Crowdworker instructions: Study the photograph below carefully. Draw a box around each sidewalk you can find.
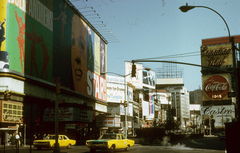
[204,134,218,137]
[0,144,32,149]
[1,144,142,149]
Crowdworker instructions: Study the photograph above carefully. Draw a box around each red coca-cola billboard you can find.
[204,75,229,99]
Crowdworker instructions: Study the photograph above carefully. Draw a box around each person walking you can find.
[15,132,20,153]
[19,132,23,146]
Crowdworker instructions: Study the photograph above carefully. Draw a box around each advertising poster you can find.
[0,0,7,52]
[71,15,88,95]
[201,105,235,128]
[6,0,53,78]
[94,33,100,75]
[142,69,155,89]
[149,94,154,118]
[2,0,107,101]
[100,40,106,78]
[142,100,149,117]
[107,83,124,103]
[201,44,233,68]
[202,74,232,101]
[96,117,120,127]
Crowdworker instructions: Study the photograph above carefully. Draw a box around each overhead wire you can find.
[135,51,201,61]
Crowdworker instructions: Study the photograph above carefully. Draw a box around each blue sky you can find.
[70,0,240,91]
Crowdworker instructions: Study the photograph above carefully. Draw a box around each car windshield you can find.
[99,134,116,139]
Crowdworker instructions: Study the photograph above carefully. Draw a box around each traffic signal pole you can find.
[53,82,61,153]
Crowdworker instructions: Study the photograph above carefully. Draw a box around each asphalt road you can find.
[0,135,226,153]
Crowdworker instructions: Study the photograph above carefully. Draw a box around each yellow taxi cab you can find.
[86,133,135,153]
[33,134,76,150]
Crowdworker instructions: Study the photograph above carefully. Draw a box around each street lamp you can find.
[101,72,131,138]
[179,3,239,120]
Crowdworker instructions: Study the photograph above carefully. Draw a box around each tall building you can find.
[0,0,109,145]
[189,89,203,105]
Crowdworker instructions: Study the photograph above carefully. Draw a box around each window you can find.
[2,102,23,122]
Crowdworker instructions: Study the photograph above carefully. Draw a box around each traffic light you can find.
[56,82,61,95]
[4,90,11,100]
[132,63,136,77]
[124,100,127,107]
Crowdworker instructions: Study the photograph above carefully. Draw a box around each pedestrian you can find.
[43,133,46,139]
[15,132,20,152]
[19,132,23,146]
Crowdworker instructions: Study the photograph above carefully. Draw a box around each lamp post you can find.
[101,72,131,138]
[179,3,239,121]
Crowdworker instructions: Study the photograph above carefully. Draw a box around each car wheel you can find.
[90,148,96,153]
[125,145,129,151]
[67,144,71,149]
[37,147,42,150]
[108,145,115,153]
[52,144,55,150]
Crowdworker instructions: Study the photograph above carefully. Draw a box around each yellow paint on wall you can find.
[0,0,7,51]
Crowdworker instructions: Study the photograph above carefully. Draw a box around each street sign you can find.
[228,92,236,97]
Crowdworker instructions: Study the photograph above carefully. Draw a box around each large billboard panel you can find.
[202,74,232,101]
[0,0,7,52]
[201,105,235,128]
[6,0,53,78]
[107,82,124,103]
[2,0,107,102]
[201,44,233,68]
[142,69,155,89]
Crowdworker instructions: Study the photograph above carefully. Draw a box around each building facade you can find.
[201,36,240,130]
[0,0,108,145]
[156,78,190,129]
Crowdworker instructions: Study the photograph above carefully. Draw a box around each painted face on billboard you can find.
[71,15,87,95]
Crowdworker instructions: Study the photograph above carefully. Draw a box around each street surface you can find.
[1,135,226,153]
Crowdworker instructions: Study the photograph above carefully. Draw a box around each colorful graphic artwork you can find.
[2,0,107,101]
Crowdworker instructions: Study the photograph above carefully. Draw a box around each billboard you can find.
[142,69,155,89]
[96,117,121,127]
[201,44,233,68]
[107,82,124,103]
[1,0,107,102]
[201,105,235,128]
[202,74,232,101]
[149,94,154,118]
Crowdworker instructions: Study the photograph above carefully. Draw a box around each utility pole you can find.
[53,82,61,153]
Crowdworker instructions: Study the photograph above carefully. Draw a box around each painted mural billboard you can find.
[202,74,232,101]
[201,105,235,128]
[201,44,233,68]
[1,0,107,102]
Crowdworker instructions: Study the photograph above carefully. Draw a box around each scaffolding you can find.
[155,62,183,79]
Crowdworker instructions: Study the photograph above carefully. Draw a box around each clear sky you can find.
[70,0,240,91]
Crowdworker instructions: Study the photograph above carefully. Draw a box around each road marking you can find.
[191,139,205,145]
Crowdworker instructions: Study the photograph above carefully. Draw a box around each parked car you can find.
[33,134,76,150]
[86,133,135,153]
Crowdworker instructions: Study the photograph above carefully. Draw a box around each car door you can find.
[121,134,127,148]
[62,136,68,147]
[58,135,64,147]
[118,135,126,148]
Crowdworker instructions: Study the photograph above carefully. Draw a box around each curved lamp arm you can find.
[179,3,231,42]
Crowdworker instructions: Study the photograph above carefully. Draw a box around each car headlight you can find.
[103,142,108,145]
[88,142,92,145]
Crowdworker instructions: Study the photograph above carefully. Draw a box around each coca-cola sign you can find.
[204,75,229,99]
